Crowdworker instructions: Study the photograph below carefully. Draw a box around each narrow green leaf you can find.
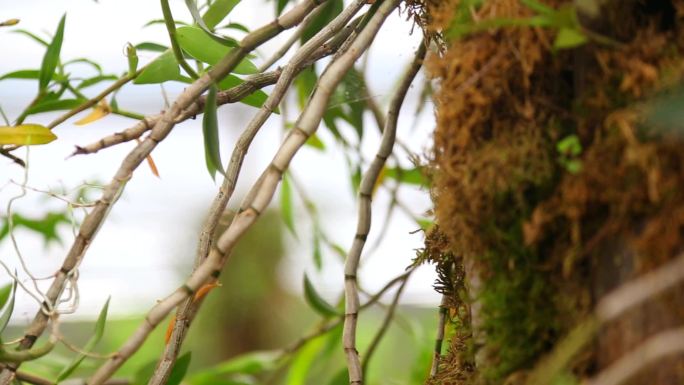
[286,335,325,385]
[0,284,12,311]
[305,134,325,151]
[126,43,138,77]
[0,124,57,145]
[384,167,427,186]
[25,98,86,115]
[189,350,279,384]
[134,42,169,53]
[202,85,223,179]
[133,50,180,85]
[217,22,249,33]
[64,58,103,74]
[280,172,296,237]
[303,274,339,318]
[521,0,554,15]
[553,28,587,50]
[12,29,48,46]
[39,14,66,91]
[301,0,343,43]
[77,75,118,89]
[203,0,241,29]
[0,69,41,81]
[276,0,290,15]
[56,297,110,382]
[312,229,322,270]
[217,74,275,111]
[327,369,348,385]
[176,26,258,74]
[185,0,239,46]
[168,352,192,385]
[0,277,17,333]
[132,359,157,385]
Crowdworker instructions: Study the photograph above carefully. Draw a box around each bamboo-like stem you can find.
[258,4,325,72]
[430,294,449,378]
[71,20,360,158]
[342,38,425,384]
[0,3,321,385]
[160,0,199,79]
[96,2,394,384]
[148,5,367,384]
[584,327,684,385]
[361,268,411,380]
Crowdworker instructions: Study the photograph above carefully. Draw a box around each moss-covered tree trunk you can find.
[422,0,684,383]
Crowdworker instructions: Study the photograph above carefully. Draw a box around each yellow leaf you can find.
[74,101,110,126]
[0,124,57,145]
[135,138,161,178]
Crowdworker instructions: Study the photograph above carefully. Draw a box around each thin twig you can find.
[149,4,368,384]
[342,37,426,385]
[0,3,321,385]
[429,294,449,378]
[361,267,412,380]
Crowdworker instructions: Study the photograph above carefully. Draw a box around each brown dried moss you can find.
[425,0,684,383]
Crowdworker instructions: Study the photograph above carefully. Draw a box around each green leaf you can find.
[0,277,17,333]
[305,134,325,150]
[0,124,57,145]
[280,172,296,237]
[286,335,325,385]
[203,0,241,29]
[217,74,274,111]
[78,75,118,89]
[134,42,169,53]
[0,284,12,312]
[190,351,279,384]
[217,22,249,33]
[0,212,69,244]
[553,28,587,49]
[126,43,138,77]
[202,85,224,179]
[0,70,41,81]
[168,352,192,385]
[327,369,348,385]
[39,14,66,91]
[12,29,48,46]
[301,0,343,43]
[176,26,258,74]
[132,359,157,385]
[185,0,239,46]
[64,58,103,74]
[133,50,180,85]
[556,135,582,156]
[384,167,426,186]
[312,229,322,270]
[276,0,290,15]
[294,67,317,109]
[521,0,554,15]
[303,274,339,318]
[56,297,110,382]
[25,98,86,115]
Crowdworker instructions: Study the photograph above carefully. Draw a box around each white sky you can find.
[0,0,439,321]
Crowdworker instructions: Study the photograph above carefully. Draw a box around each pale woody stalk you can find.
[0,2,324,384]
[94,0,400,382]
[150,2,368,383]
[342,38,425,384]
